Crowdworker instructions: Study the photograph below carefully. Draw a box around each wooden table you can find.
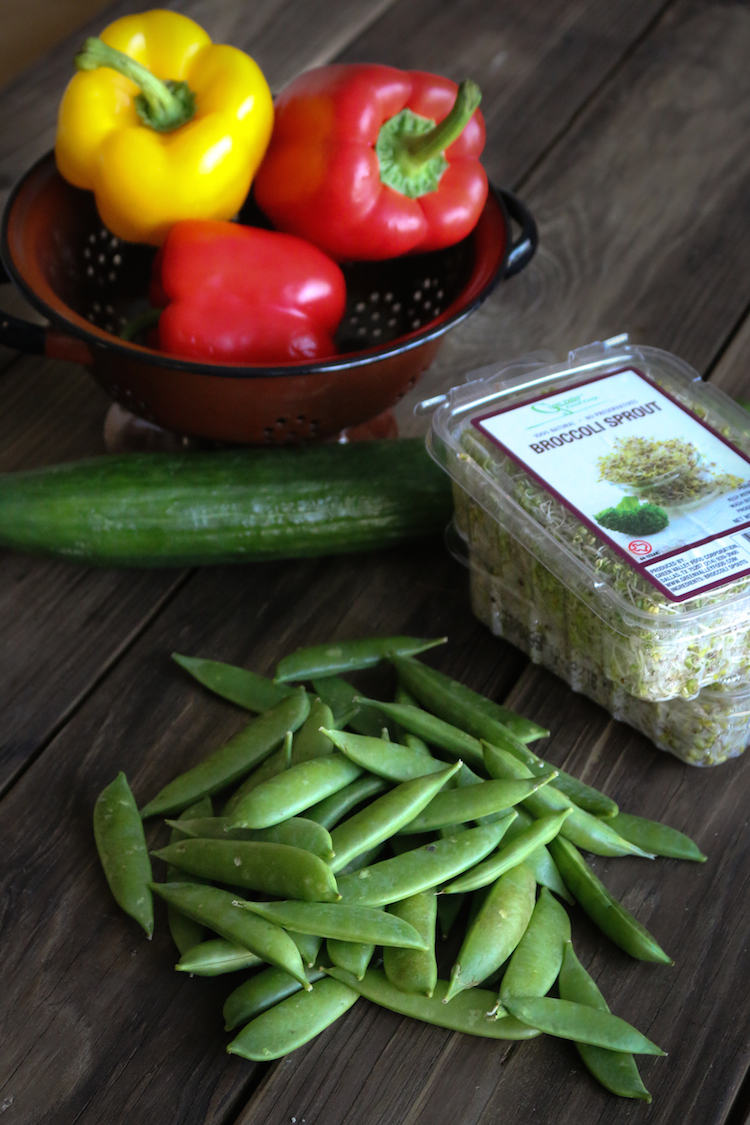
[2,1,750,1122]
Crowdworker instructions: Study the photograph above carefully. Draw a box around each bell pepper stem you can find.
[399,80,482,173]
[75,37,196,132]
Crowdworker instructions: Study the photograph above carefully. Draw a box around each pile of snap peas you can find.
[94,634,708,1103]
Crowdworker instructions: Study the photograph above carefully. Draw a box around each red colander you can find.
[0,151,537,444]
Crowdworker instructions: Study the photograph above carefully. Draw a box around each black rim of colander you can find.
[1,150,516,380]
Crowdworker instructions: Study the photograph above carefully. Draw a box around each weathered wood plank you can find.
[0,545,526,1125]
[0,355,185,796]
[396,0,750,431]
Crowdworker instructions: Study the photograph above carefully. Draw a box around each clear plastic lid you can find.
[426,337,750,701]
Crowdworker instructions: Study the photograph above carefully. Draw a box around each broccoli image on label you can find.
[595,495,669,536]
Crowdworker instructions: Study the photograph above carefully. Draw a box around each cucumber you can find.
[0,439,452,566]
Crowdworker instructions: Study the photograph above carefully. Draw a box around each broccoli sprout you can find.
[597,436,744,506]
[595,496,669,536]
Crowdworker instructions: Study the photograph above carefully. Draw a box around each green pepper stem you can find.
[75,37,196,132]
[398,79,482,174]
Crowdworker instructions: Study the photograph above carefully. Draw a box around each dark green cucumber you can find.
[0,440,452,566]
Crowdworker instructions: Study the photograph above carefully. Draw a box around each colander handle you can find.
[500,189,539,279]
[0,258,45,355]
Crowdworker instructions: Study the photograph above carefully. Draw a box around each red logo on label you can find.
[628,540,653,555]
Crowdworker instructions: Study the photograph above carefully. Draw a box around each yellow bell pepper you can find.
[55,9,274,245]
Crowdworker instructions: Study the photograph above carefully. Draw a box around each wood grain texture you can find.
[396,0,750,431]
[0,355,184,796]
[0,546,526,1125]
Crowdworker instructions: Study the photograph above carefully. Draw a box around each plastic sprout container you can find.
[427,338,750,723]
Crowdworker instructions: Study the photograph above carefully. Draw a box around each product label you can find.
[472,367,750,602]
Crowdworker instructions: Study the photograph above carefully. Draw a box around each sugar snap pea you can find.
[221,698,335,817]
[558,941,651,1101]
[503,808,573,903]
[275,636,447,683]
[393,654,549,744]
[337,820,511,907]
[312,675,393,737]
[326,968,541,1039]
[503,996,666,1055]
[327,938,375,980]
[175,938,262,976]
[153,840,340,902]
[442,810,569,894]
[172,654,296,712]
[359,698,486,772]
[608,812,707,862]
[329,763,460,873]
[140,689,310,818]
[482,743,652,859]
[165,815,334,859]
[494,887,571,1017]
[399,775,557,835]
[304,774,390,829]
[93,772,154,938]
[224,965,328,1031]
[393,682,433,756]
[437,889,466,939]
[150,882,310,987]
[444,863,536,1001]
[383,892,438,997]
[239,900,428,949]
[229,753,363,829]
[289,930,323,968]
[337,842,387,875]
[324,728,446,783]
[165,796,213,955]
[548,836,673,964]
[227,978,359,1060]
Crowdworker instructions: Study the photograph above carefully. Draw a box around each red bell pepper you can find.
[253,64,488,262]
[151,220,346,364]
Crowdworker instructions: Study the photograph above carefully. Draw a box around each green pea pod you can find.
[221,699,334,817]
[150,882,310,987]
[172,654,295,712]
[392,655,548,745]
[358,698,485,772]
[444,863,536,1002]
[238,900,428,949]
[548,836,673,964]
[275,636,447,683]
[442,811,569,894]
[337,842,387,875]
[224,965,328,1030]
[166,795,213,955]
[558,941,652,1102]
[503,996,666,1055]
[152,840,339,902]
[437,891,466,939]
[305,775,390,829]
[323,728,445,784]
[327,938,375,980]
[383,893,438,997]
[165,815,334,860]
[312,676,393,737]
[175,938,263,976]
[329,763,460,873]
[289,930,323,968]
[399,775,556,834]
[229,753,363,829]
[291,698,337,762]
[394,651,614,817]
[337,820,511,907]
[140,689,310,818]
[93,772,154,938]
[325,968,540,1040]
[608,812,707,862]
[494,887,571,1017]
[482,743,652,859]
[227,978,360,1060]
[502,808,573,903]
[393,682,433,756]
